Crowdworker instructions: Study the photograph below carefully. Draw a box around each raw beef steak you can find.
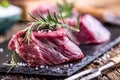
[8,28,84,66]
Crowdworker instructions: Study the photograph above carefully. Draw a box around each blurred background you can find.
[0,1,120,80]
[0,0,120,43]
[9,0,120,20]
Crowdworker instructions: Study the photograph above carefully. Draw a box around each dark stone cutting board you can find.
[0,24,120,77]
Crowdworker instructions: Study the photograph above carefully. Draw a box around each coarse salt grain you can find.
[40,65,44,68]
[70,64,73,66]
[0,48,3,52]
[64,64,69,67]
[46,66,49,69]
[35,67,39,70]
[17,62,27,66]
[11,61,14,64]
[57,68,60,70]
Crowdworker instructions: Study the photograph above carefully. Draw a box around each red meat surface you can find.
[8,28,84,66]
[65,15,111,44]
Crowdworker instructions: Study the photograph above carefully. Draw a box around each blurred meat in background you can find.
[8,0,120,25]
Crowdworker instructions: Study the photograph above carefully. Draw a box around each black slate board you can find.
[0,24,120,77]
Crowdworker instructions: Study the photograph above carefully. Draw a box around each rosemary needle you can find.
[3,51,18,73]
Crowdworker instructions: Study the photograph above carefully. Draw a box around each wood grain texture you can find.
[75,0,120,21]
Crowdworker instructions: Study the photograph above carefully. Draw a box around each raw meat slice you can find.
[8,28,84,66]
[64,15,111,44]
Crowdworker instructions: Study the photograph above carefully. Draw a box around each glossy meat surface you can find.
[8,28,84,66]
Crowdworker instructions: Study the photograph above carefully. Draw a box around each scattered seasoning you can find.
[57,68,60,71]
[45,66,49,69]
[17,62,27,67]
[70,63,73,66]
[64,64,69,68]
[35,67,39,70]
[40,65,44,68]
[0,48,4,52]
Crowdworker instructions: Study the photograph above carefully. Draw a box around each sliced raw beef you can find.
[8,28,84,66]
[64,15,111,44]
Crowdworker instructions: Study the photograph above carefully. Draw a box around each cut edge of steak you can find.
[64,14,111,44]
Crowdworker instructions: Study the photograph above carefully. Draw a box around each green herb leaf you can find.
[3,51,18,73]
[0,0,10,8]
[29,13,39,21]
[23,25,33,45]
[38,13,47,22]
[54,12,59,23]
[76,14,80,30]
[47,9,53,23]
[3,63,16,66]
[57,0,74,18]
[12,51,18,66]
[7,66,14,73]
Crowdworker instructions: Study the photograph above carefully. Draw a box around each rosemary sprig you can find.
[22,23,34,45]
[57,0,80,31]
[57,0,74,18]
[3,51,18,73]
[20,10,79,44]
[76,14,81,30]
